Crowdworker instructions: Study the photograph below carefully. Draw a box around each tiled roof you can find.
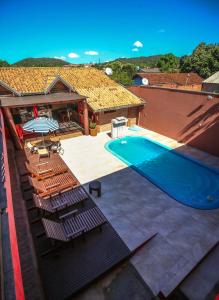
[0,67,143,111]
[135,72,203,86]
[203,71,219,84]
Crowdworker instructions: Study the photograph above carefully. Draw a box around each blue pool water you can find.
[105,136,219,210]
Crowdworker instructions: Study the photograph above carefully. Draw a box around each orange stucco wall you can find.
[128,86,219,157]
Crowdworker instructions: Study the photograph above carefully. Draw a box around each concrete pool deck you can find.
[61,128,219,298]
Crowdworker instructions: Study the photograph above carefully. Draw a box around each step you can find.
[179,243,219,300]
[131,232,219,298]
[160,239,219,297]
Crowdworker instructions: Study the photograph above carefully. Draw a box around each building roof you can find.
[0,67,143,111]
[0,92,85,107]
[157,83,202,91]
[203,71,219,84]
[134,72,203,86]
[139,67,161,73]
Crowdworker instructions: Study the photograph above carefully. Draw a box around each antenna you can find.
[105,67,113,76]
[142,78,149,85]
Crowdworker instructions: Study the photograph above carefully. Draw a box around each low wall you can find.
[0,109,25,299]
[128,86,219,157]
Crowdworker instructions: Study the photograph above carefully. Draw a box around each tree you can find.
[157,54,179,72]
[96,61,136,85]
[180,43,219,78]
[0,59,9,67]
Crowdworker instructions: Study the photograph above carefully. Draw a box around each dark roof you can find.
[0,92,86,107]
[134,73,203,85]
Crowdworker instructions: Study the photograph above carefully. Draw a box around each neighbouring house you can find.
[132,72,203,89]
[0,67,144,148]
[202,71,219,93]
[138,67,161,73]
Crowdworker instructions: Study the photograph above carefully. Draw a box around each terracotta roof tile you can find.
[135,72,203,86]
[0,67,143,111]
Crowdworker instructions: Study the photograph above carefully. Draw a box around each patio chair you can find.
[28,173,78,198]
[25,160,68,180]
[42,207,107,242]
[26,142,38,154]
[50,141,64,155]
[38,148,50,160]
[33,186,88,213]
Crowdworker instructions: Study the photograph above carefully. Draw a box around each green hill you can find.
[0,59,9,67]
[13,57,70,67]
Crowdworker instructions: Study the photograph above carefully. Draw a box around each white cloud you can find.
[84,51,99,56]
[133,41,143,48]
[132,48,139,52]
[54,56,66,60]
[157,29,166,33]
[68,52,80,58]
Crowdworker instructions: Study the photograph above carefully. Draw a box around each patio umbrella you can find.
[23,117,59,144]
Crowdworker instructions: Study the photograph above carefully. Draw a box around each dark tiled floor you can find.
[84,167,219,297]
[104,263,155,300]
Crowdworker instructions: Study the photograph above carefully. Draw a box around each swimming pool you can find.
[105,136,219,210]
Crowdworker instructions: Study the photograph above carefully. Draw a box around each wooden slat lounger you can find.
[25,161,68,180]
[28,173,78,198]
[42,207,107,242]
[33,186,88,213]
[25,151,61,164]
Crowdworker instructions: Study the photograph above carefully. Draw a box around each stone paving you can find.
[61,128,219,297]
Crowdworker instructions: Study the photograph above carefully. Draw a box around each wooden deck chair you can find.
[25,160,68,180]
[33,186,88,213]
[42,207,107,242]
[28,173,78,198]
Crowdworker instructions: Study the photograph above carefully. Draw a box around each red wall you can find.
[0,109,25,300]
[129,86,219,157]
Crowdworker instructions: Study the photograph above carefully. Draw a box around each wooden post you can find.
[3,108,23,149]
[83,100,89,135]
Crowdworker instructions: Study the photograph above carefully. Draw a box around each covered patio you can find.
[0,92,89,148]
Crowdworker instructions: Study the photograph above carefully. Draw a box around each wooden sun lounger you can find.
[42,207,107,242]
[28,173,78,198]
[25,160,68,180]
[33,186,88,213]
[25,150,61,164]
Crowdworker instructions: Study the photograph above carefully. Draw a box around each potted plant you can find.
[89,121,98,136]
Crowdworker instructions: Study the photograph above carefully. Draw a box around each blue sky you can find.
[0,0,218,64]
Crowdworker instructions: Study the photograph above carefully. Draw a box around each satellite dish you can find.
[142,78,149,85]
[136,66,140,71]
[105,67,113,76]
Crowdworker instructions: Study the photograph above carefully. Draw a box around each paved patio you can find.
[61,128,219,297]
